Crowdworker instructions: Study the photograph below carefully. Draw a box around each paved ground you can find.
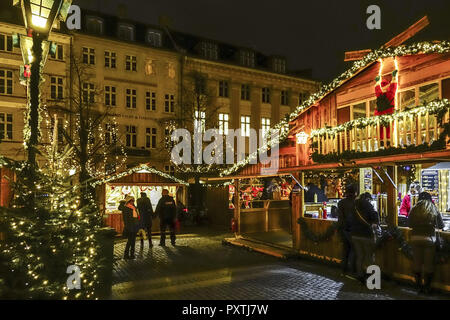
[111,227,449,300]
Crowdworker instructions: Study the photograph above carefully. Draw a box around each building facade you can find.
[0,6,319,176]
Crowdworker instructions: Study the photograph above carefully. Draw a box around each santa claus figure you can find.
[374,68,398,147]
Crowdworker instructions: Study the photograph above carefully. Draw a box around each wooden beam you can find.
[344,15,430,61]
[344,49,372,62]
[383,16,430,48]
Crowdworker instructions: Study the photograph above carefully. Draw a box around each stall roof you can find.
[423,162,450,170]
[91,163,189,187]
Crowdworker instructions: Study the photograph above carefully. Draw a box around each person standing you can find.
[155,189,177,246]
[119,196,139,260]
[137,192,154,250]
[351,192,380,284]
[399,182,421,217]
[337,184,357,277]
[408,192,445,294]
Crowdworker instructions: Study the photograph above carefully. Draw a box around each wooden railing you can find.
[312,107,449,155]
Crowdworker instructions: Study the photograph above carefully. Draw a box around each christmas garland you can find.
[218,41,450,177]
[297,217,338,242]
[310,99,450,138]
[296,218,449,264]
[90,164,189,187]
[311,138,446,164]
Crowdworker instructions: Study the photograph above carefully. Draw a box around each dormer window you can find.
[271,57,286,74]
[200,42,218,60]
[118,24,135,41]
[86,16,104,35]
[147,30,162,47]
[240,50,255,68]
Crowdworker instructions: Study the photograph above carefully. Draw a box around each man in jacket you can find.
[408,192,445,294]
[337,184,357,277]
[155,189,177,246]
[137,192,154,249]
[118,196,139,259]
[351,192,380,283]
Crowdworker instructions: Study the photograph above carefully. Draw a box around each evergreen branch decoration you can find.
[297,217,338,243]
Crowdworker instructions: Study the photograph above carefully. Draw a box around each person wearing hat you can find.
[374,67,398,147]
[119,195,139,259]
[400,182,422,217]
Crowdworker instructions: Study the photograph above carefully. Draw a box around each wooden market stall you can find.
[217,39,450,291]
[94,164,188,235]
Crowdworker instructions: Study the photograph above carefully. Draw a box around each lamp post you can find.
[13,0,72,170]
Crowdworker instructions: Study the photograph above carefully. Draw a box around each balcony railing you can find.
[310,100,450,158]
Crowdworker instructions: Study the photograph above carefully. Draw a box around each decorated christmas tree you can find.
[0,140,105,299]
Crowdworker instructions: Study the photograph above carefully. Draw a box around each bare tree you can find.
[44,50,126,204]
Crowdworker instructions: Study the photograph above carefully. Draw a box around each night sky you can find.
[73,0,450,83]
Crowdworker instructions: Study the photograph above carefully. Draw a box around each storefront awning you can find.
[423,162,450,170]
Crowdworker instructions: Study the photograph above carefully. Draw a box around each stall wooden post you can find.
[234,179,241,236]
[291,172,304,250]
[386,166,398,228]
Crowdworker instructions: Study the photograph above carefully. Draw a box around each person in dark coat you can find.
[337,184,357,277]
[351,191,380,283]
[119,196,139,259]
[137,192,154,250]
[408,192,445,294]
[155,189,177,246]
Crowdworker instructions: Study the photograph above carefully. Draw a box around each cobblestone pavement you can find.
[111,228,449,300]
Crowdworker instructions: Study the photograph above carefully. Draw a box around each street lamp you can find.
[12,0,72,168]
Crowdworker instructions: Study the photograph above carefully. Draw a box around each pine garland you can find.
[297,217,338,243]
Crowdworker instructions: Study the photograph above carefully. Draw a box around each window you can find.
[126,89,137,109]
[50,44,64,60]
[419,83,439,105]
[0,113,13,140]
[299,92,309,105]
[82,47,95,65]
[272,58,286,73]
[0,70,13,95]
[0,34,13,52]
[262,87,270,104]
[241,84,250,101]
[165,94,175,113]
[105,124,117,145]
[399,89,416,110]
[50,77,64,100]
[369,100,377,116]
[105,86,116,107]
[200,42,218,60]
[241,116,251,137]
[126,55,137,71]
[219,80,229,98]
[164,165,175,175]
[219,113,229,135]
[146,128,157,149]
[261,117,271,139]
[119,24,135,41]
[146,91,156,111]
[126,125,137,147]
[194,110,206,133]
[281,90,289,106]
[352,102,366,120]
[147,30,162,47]
[165,127,175,148]
[105,51,116,69]
[240,50,255,67]
[86,17,103,35]
[82,83,95,104]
